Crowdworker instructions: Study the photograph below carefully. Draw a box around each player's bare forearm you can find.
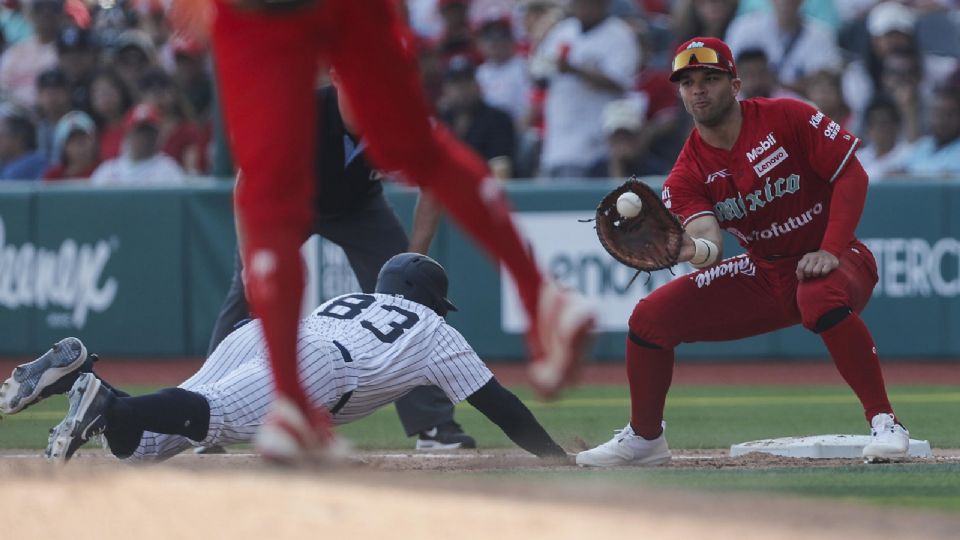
[558,59,625,93]
[408,189,442,254]
[678,214,723,264]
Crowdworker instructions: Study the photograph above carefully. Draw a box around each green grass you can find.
[4,383,959,514]
[4,384,958,450]
[346,384,960,451]
[476,465,960,513]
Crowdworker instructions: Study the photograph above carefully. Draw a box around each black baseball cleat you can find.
[46,373,113,463]
[416,421,477,451]
[0,337,97,415]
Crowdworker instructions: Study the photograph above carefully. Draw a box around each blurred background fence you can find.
[1,177,957,361]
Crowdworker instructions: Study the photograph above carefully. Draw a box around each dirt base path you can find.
[1,450,958,540]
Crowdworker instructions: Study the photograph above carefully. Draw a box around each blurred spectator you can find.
[514,0,564,176]
[894,87,960,178]
[133,0,170,49]
[34,67,71,160]
[467,0,515,25]
[88,2,131,51]
[735,47,800,99]
[89,68,134,160]
[835,0,879,25]
[91,103,185,185]
[724,0,841,88]
[0,105,46,180]
[415,36,446,108]
[595,97,669,178]
[111,29,157,99]
[1,0,33,45]
[169,34,212,121]
[856,95,912,182]
[55,26,99,111]
[408,0,444,39]
[535,0,640,178]
[140,68,207,172]
[42,109,99,180]
[0,0,63,107]
[438,56,515,179]
[609,0,643,19]
[842,2,957,122]
[475,16,530,126]
[433,0,482,64]
[672,0,740,43]
[518,0,564,55]
[880,47,925,142]
[737,0,840,30]
[802,69,852,129]
[912,0,960,59]
[632,20,685,164]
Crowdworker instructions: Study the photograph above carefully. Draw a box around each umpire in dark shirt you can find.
[208,81,474,450]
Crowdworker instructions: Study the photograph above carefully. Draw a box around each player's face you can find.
[930,95,960,146]
[677,69,740,127]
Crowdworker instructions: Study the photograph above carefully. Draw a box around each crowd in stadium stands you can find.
[1,0,959,183]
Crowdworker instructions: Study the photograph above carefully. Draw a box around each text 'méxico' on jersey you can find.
[664,98,860,258]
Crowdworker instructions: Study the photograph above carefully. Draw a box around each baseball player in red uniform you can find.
[577,37,912,467]
[170,0,594,461]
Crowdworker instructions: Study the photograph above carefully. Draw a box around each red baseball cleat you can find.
[527,282,596,400]
[255,396,344,465]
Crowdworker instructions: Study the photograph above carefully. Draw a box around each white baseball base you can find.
[729,434,932,459]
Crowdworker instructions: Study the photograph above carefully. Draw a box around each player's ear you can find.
[731,76,742,96]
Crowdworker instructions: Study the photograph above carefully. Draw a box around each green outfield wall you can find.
[0,179,957,361]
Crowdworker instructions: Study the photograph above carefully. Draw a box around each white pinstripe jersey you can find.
[135,293,492,460]
[300,293,493,424]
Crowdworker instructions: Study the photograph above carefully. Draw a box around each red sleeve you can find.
[781,99,861,183]
[662,146,714,227]
[820,157,868,257]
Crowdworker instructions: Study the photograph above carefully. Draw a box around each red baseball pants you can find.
[625,240,894,438]
[211,0,541,409]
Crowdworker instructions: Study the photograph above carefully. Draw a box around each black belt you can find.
[330,390,353,415]
[330,340,354,414]
[759,253,802,261]
[332,340,353,362]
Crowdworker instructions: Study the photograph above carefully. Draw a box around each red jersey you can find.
[663,98,861,259]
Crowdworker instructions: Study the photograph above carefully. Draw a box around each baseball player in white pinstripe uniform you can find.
[0,254,568,463]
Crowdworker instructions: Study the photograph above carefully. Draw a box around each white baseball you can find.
[616,192,643,218]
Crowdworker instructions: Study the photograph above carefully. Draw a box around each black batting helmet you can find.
[375,253,458,317]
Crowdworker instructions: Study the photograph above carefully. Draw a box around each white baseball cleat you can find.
[527,281,596,400]
[576,423,671,467]
[46,373,113,463]
[255,396,347,465]
[862,412,909,462]
[0,337,91,415]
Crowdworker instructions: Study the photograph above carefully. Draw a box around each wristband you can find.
[690,238,718,268]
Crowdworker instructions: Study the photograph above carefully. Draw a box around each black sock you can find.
[96,375,130,398]
[105,388,211,458]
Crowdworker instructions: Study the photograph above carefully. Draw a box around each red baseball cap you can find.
[669,37,737,82]
[124,103,162,132]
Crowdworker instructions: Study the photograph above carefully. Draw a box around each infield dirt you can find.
[1,449,958,540]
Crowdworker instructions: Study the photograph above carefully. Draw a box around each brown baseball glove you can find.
[595,178,684,271]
